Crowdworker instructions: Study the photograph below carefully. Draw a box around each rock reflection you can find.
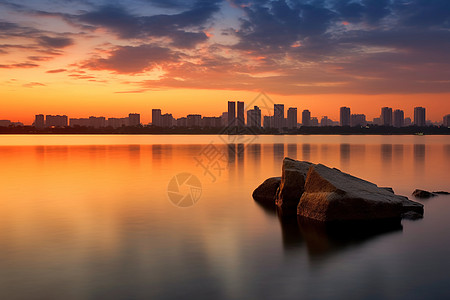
[255,201,403,259]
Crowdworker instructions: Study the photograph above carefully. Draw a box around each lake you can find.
[0,135,449,300]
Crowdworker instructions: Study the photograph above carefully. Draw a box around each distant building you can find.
[381,107,393,126]
[0,120,11,127]
[237,101,245,127]
[46,115,68,127]
[414,107,426,126]
[311,117,319,127]
[274,104,284,130]
[302,110,311,126]
[340,107,351,126]
[351,114,367,127]
[221,112,228,127]
[247,106,261,128]
[444,114,450,127]
[404,117,412,126]
[128,113,140,127]
[152,109,162,127]
[263,116,273,129]
[228,101,236,127]
[107,117,128,128]
[393,109,404,128]
[187,114,202,127]
[320,116,332,127]
[202,116,221,128]
[34,114,45,129]
[287,107,297,129]
[176,117,187,127]
[162,113,174,127]
[372,117,381,126]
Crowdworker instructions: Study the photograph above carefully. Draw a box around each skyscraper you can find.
[340,107,351,126]
[287,107,297,129]
[302,110,311,126]
[152,109,162,127]
[351,114,366,127]
[237,101,245,127]
[34,114,45,129]
[128,113,140,126]
[381,107,393,126]
[274,104,284,130]
[247,106,261,128]
[393,109,404,128]
[444,115,450,127]
[228,101,236,127]
[414,107,426,126]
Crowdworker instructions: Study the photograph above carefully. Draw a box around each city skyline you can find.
[1,1,450,124]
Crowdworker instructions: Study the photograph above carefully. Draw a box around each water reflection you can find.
[287,144,297,159]
[414,144,426,175]
[302,144,311,161]
[381,144,393,169]
[273,143,284,161]
[340,144,350,166]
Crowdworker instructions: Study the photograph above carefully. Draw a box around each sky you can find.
[0,0,449,124]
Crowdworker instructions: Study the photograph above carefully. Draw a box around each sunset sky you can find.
[1,0,449,124]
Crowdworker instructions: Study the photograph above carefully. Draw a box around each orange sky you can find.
[1,0,449,124]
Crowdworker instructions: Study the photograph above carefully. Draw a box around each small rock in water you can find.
[433,191,450,195]
[252,177,281,205]
[412,189,437,199]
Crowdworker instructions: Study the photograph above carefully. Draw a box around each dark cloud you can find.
[0,62,39,69]
[81,44,178,73]
[46,68,67,73]
[75,1,221,48]
[38,36,74,48]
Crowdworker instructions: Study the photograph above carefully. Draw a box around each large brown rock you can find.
[297,164,424,222]
[276,158,312,214]
[252,177,281,205]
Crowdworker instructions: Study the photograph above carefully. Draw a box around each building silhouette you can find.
[34,114,45,129]
[393,109,405,128]
[287,107,297,129]
[340,107,351,126]
[128,113,140,127]
[237,101,245,127]
[414,107,426,126]
[46,115,68,127]
[302,110,311,126]
[351,114,366,127]
[381,107,393,126]
[152,109,162,127]
[187,114,202,127]
[247,106,261,128]
[274,104,284,129]
[228,101,236,127]
[444,115,450,127]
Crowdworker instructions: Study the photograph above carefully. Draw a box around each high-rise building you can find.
[414,107,426,126]
[247,106,261,128]
[107,117,128,128]
[221,112,228,127]
[287,107,297,129]
[444,115,450,127]
[320,116,331,127]
[187,114,202,127]
[393,109,405,128]
[311,117,319,127]
[237,101,245,127]
[351,114,367,127]
[340,107,351,126]
[263,116,273,128]
[45,115,68,127]
[302,110,311,126]
[152,109,162,127]
[128,113,140,126]
[274,104,284,129]
[162,113,174,127]
[89,116,106,128]
[34,114,45,129]
[176,117,187,127]
[381,107,393,126]
[228,101,236,127]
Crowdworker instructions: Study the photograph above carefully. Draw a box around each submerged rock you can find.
[297,164,424,222]
[433,191,450,195]
[412,189,437,199]
[252,177,281,205]
[275,158,312,214]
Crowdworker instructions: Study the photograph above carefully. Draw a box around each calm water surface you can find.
[0,135,449,300]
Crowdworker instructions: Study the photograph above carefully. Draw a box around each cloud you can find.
[38,36,74,48]
[80,44,178,73]
[46,68,67,73]
[0,62,39,69]
[23,82,46,88]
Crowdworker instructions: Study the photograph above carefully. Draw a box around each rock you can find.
[252,177,281,205]
[412,189,436,198]
[297,164,424,222]
[275,158,313,214]
[381,187,395,194]
[433,191,450,195]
